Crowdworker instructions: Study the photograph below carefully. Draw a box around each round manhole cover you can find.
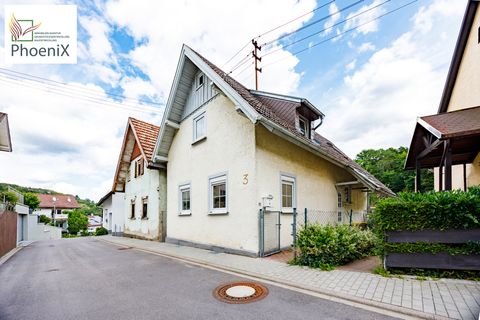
[213,282,268,304]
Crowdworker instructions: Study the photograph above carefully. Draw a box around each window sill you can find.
[281,208,294,214]
[179,211,192,216]
[208,210,228,215]
[192,136,207,145]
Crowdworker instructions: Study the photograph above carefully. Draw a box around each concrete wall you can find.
[124,158,164,240]
[166,94,258,254]
[101,192,125,235]
[255,125,367,248]
[25,215,62,241]
[448,5,480,112]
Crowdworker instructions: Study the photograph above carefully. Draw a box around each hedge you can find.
[295,224,376,270]
[371,187,480,232]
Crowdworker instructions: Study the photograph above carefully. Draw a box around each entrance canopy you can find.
[405,106,480,191]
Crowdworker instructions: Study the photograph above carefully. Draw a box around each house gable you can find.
[112,117,161,193]
[153,45,393,196]
[439,1,480,113]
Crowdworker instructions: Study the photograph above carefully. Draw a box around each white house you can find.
[97,191,125,235]
[111,117,166,241]
[35,194,80,230]
[151,45,393,256]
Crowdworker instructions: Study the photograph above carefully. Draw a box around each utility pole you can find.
[252,40,262,90]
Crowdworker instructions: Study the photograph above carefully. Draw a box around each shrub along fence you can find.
[372,187,480,271]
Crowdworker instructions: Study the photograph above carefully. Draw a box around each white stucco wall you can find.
[124,158,163,240]
[255,126,367,248]
[166,94,258,254]
[101,192,125,234]
[448,5,480,112]
[25,215,62,241]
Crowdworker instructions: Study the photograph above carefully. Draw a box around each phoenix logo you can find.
[9,14,41,41]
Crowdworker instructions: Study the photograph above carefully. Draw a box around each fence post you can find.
[292,208,297,261]
[349,209,353,226]
[304,208,307,227]
[258,208,264,257]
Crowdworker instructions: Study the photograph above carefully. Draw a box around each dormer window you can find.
[298,115,310,138]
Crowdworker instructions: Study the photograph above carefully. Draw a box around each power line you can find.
[222,0,336,72]
[0,68,164,107]
[233,61,254,79]
[0,74,162,114]
[261,0,391,59]
[227,52,252,74]
[261,0,365,47]
[253,0,335,40]
[262,0,418,69]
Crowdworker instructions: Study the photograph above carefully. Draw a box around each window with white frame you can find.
[337,192,342,222]
[142,197,148,219]
[179,184,191,215]
[281,175,295,212]
[298,115,310,138]
[209,174,227,214]
[344,186,352,204]
[196,73,204,89]
[193,112,206,142]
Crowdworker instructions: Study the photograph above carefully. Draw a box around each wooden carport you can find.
[405,106,480,191]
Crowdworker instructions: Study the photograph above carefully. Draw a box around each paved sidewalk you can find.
[100,236,480,320]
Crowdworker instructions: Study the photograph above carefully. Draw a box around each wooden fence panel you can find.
[386,253,480,271]
[0,210,17,258]
[387,229,480,243]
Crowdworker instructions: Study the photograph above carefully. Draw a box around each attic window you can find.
[298,116,310,138]
[134,158,144,178]
[196,74,204,89]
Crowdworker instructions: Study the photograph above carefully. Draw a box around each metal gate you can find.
[259,208,281,257]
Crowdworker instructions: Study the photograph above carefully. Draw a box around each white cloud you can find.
[323,3,340,35]
[357,42,375,53]
[345,59,356,72]
[318,0,465,158]
[344,0,387,35]
[105,0,316,95]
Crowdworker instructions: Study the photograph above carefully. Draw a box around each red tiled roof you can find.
[189,47,393,195]
[421,106,480,139]
[37,194,80,209]
[129,117,160,162]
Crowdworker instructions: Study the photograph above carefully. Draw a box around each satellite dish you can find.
[52,196,57,202]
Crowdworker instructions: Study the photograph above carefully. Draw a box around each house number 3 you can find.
[243,174,249,185]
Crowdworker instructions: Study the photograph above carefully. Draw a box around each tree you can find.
[24,193,40,211]
[67,209,88,235]
[355,147,434,194]
[0,191,18,210]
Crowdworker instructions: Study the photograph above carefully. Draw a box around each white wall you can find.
[255,125,367,248]
[166,94,258,254]
[124,159,163,240]
[101,192,125,234]
[25,214,62,241]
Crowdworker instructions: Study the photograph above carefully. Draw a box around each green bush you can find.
[371,187,480,233]
[38,214,51,225]
[95,227,108,236]
[295,224,376,270]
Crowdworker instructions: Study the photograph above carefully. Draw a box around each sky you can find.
[0,0,467,200]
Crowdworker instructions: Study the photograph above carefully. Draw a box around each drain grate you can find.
[213,281,268,304]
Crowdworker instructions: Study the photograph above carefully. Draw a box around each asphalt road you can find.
[0,238,399,320]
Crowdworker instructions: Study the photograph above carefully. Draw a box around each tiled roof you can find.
[37,194,80,209]
[190,47,393,195]
[421,106,480,139]
[129,117,160,162]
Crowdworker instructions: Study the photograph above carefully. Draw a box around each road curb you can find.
[100,238,449,320]
[0,246,23,267]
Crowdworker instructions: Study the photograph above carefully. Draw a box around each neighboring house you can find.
[97,191,125,235]
[406,0,480,191]
[35,194,80,230]
[151,45,393,256]
[111,117,166,241]
[87,215,102,233]
[0,112,12,152]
